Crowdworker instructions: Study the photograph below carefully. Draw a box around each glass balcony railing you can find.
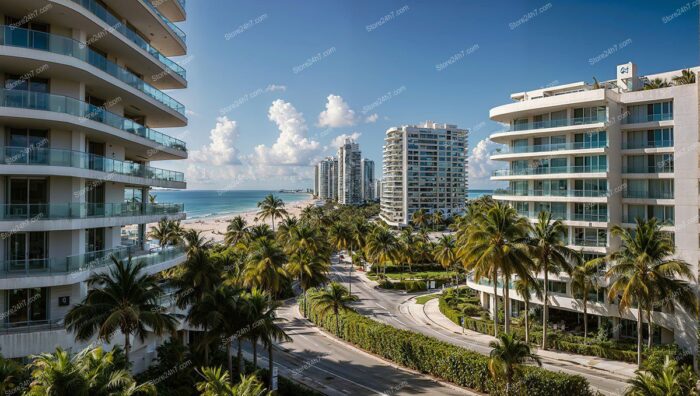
[622,140,674,149]
[2,147,185,183]
[493,165,607,176]
[623,191,674,199]
[622,216,674,225]
[515,211,608,222]
[623,113,673,124]
[142,0,187,43]
[0,25,185,115]
[0,202,183,220]
[572,238,607,247]
[493,189,610,198]
[0,89,187,152]
[506,115,606,132]
[69,0,186,79]
[495,141,607,155]
[0,245,185,277]
[622,166,673,174]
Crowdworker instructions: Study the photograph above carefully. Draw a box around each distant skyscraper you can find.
[316,157,338,200]
[374,179,383,202]
[380,121,468,227]
[361,158,375,202]
[337,139,363,205]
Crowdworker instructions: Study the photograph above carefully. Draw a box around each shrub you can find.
[305,290,592,395]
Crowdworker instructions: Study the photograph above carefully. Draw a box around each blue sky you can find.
[162,0,699,190]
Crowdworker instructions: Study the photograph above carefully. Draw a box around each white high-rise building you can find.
[337,138,362,205]
[0,0,189,368]
[316,157,338,201]
[380,121,468,227]
[361,158,375,202]
[473,62,700,350]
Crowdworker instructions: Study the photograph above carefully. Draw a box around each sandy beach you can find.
[148,197,317,242]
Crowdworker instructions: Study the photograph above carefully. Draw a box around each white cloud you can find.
[468,138,503,180]
[190,116,241,165]
[329,132,362,149]
[317,94,356,128]
[252,99,321,165]
[265,84,286,92]
[364,113,378,123]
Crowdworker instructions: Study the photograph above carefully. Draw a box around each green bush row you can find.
[438,296,639,363]
[304,291,592,396]
[378,278,451,292]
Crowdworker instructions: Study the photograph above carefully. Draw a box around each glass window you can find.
[6,288,48,325]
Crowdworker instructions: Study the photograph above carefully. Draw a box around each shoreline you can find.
[150,197,317,242]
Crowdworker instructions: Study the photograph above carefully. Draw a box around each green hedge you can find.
[439,296,639,363]
[304,291,592,395]
[378,278,451,292]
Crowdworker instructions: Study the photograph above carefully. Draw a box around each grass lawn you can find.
[415,294,439,304]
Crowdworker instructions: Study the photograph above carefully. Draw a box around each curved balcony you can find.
[141,0,187,43]
[0,245,184,278]
[69,0,186,79]
[503,115,606,133]
[493,189,610,198]
[0,202,183,221]
[0,89,187,153]
[1,146,185,184]
[492,165,607,177]
[493,141,607,155]
[0,25,185,116]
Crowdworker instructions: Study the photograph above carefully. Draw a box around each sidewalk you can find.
[419,298,638,379]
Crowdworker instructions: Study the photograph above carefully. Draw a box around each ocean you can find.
[152,189,493,220]
[152,190,311,219]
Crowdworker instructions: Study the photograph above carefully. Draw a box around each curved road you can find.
[330,257,629,395]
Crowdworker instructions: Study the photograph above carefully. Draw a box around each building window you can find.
[6,288,48,326]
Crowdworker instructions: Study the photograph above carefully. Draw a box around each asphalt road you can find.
[244,301,474,396]
[329,257,629,396]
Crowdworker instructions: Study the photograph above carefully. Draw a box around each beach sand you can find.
[148,197,317,243]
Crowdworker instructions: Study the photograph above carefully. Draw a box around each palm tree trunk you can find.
[503,275,511,333]
[253,340,258,368]
[237,338,243,375]
[636,307,643,368]
[492,273,499,336]
[124,332,131,364]
[268,344,274,389]
[204,324,209,365]
[524,300,529,344]
[226,340,233,381]
[542,269,549,350]
[647,308,653,349]
[583,296,588,342]
[335,312,340,336]
[271,214,275,231]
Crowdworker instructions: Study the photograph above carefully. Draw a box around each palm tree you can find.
[432,210,444,231]
[285,248,330,317]
[257,194,288,231]
[276,216,298,247]
[0,355,23,395]
[434,234,458,281]
[27,348,87,396]
[411,208,429,229]
[526,211,577,349]
[311,282,358,336]
[182,229,213,258]
[606,219,697,367]
[148,218,180,249]
[644,77,671,90]
[624,356,697,396]
[247,224,275,242]
[513,277,542,344]
[253,293,291,386]
[329,222,353,289]
[225,216,249,246]
[243,238,288,297]
[148,193,157,204]
[364,227,399,277]
[64,256,179,363]
[488,332,541,395]
[196,368,268,396]
[671,68,696,85]
[460,202,534,335]
[398,228,417,279]
[570,256,602,342]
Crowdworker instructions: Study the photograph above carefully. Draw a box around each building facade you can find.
[316,157,337,201]
[337,138,362,205]
[380,121,468,227]
[476,62,699,349]
[0,0,189,368]
[361,158,375,202]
